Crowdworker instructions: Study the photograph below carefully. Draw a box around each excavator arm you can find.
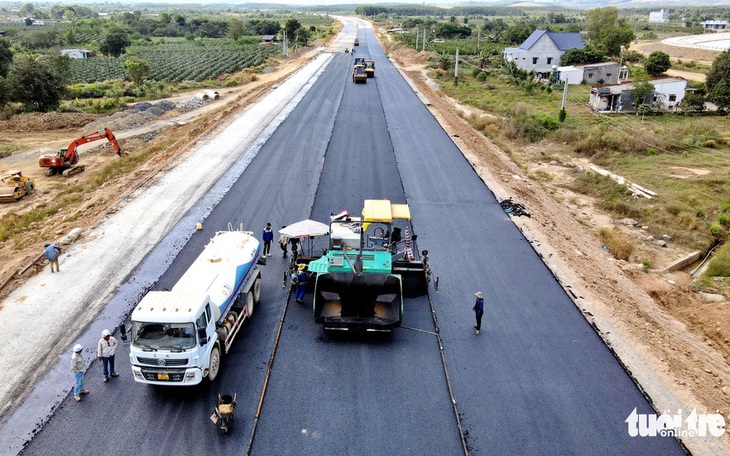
[64,128,123,163]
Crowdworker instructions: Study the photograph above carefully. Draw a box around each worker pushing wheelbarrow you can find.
[211,393,236,434]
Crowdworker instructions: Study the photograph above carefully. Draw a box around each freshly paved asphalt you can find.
[20,27,683,455]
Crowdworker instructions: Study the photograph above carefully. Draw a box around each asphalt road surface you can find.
[20,27,683,455]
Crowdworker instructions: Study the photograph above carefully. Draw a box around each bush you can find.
[710,223,723,235]
[471,67,482,78]
[476,72,487,82]
[598,227,634,261]
[718,214,729,226]
[704,139,718,148]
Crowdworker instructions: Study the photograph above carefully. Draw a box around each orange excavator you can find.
[39,128,123,177]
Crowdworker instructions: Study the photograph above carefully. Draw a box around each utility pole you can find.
[415,28,419,50]
[423,29,426,52]
[561,80,568,110]
[454,48,459,86]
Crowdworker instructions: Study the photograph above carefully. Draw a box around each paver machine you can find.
[309,200,434,332]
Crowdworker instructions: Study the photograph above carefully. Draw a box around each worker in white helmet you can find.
[97,329,119,383]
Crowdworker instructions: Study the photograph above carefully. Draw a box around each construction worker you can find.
[295,263,308,304]
[97,329,119,382]
[262,223,273,257]
[43,242,62,273]
[279,226,289,258]
[473,291,485,335]
[70,344,89,402]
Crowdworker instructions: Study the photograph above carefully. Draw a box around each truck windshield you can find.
[131,322,196,351]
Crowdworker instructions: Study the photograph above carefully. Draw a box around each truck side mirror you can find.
[198,327,208,346]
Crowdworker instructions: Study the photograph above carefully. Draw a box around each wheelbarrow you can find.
[210,393,236,434]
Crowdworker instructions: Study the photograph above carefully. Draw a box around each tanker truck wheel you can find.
[252,277,261,304]
[245,290,254,318]
[207,345,221,382]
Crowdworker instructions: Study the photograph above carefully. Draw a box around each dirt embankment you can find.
[0,48,322,306]
[382,38,730,453]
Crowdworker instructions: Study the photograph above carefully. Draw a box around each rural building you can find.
[578,62,620,85]
[589,77,687,112]
[649,10,670,23]
[386,27,405,33]
[557,62,620,85]
[703,20,728,31]
[503,30,585,76]
[60,48,93,59]
[259,35,279,45]
[557,66,583,85]
[31,20,44,26]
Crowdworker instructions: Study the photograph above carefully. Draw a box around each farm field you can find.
[68,44,276,83]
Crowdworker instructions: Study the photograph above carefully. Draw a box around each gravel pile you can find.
[155,100,176,112]
[126,102,153,114]
[176,97,207,112]
[83,98,205,132]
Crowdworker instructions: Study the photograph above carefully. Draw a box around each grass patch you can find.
[598,227,635,261]
[707,243,730,277]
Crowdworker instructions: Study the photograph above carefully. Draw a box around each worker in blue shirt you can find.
[262,223,274,257]
[44,242,62,273]
[295,263,308,304]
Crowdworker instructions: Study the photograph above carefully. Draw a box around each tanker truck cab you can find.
[130,230,262,385]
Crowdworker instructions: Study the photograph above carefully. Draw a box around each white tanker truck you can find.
[129,228,262,385]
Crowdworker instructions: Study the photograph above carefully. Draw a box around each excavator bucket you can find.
[314,272,403,331]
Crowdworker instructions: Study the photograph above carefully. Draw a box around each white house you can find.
[589,77,687,112]
[60,48,93,59]
[503,30,585,75]
[649,10,670,24]
[557,66,583,85]
[703,20,728,31]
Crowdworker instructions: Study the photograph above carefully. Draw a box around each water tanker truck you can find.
[308,200,432,332]
[129,229,262,385]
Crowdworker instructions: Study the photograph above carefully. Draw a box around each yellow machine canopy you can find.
[362,200,411,230]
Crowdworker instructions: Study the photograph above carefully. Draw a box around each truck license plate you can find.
[157,373,169,380]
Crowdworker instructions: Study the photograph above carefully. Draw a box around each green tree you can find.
[560,46,606,65]
[5,57,65,112]
[100,28,131,57]
[0,38,13,78]
[227,19,246,41]
[632,80,654,108]
[706,50,730,95]
[123,56,150,85]
[681,90,706,114]
[645,51,671,76]
[19,3,34,17]
[0,76,6,108]
[585,7,634,56]
[709,80,730,113]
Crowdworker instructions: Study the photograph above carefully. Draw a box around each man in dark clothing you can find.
[279,226,289,258]
[262,223,274,257]
[473,291,484,335]
[290,237,300,261]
